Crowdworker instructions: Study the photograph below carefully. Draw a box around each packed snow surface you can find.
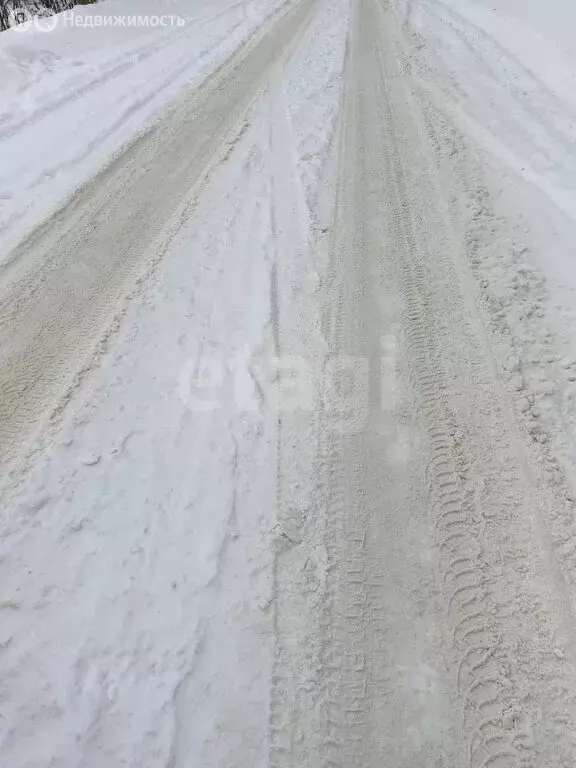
[3,0,576,766]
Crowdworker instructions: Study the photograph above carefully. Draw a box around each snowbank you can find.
[403,0,576,261]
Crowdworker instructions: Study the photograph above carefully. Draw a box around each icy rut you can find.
[271,1,576,766]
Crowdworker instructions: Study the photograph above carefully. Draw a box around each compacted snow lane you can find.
[270,1,576,765]
[0,0,316,471]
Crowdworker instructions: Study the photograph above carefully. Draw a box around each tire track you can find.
[316,1,458,765]
[370,1,576,765]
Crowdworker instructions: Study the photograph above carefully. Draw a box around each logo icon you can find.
[9,3,58,32]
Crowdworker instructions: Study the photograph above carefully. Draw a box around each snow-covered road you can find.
[3,0,576,765]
